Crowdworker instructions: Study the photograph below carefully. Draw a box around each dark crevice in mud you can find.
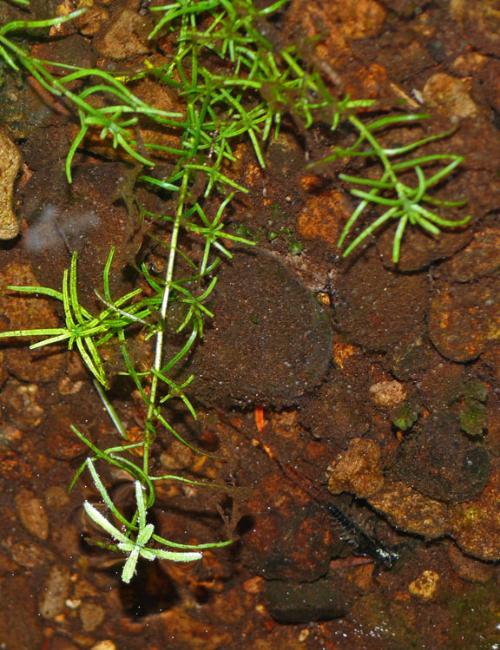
[120,561,180,618]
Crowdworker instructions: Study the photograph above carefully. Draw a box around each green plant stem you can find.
[144,172,189,472]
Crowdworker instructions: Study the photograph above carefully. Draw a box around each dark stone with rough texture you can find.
[334,251,429,352]
[190,249,333,408]
[264,576,352,623]
[392,414,491,503]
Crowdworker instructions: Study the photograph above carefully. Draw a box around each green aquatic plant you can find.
[0,0,350,578]
[313,113,471,263]
[0,9,184,181]
[83,461,203,584]
[0,249,150,388]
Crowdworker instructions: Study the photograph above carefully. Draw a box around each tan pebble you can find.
[15,488,49,540]
[299,174,324,192]
[0,128,21,239]
[298,628,310,642]
[327,438,384,498]
[45,486,70,509]
[65,598,81,610]
[94,8,151,60]
[408,569,440,601]
[80,602,105,632]
[39,565,72,619]
[369,380,407,407]
[452,52,487,75]
[423,73,478,119]
[368,480,450,538]
[2,536,54,569]
[91,642,116,650]
[76,7,110,36]
[243,576,264,594]
[58,377,84,395]
[297,190,351,247]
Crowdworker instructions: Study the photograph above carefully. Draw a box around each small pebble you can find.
[80,602,105,632]
[15,489,49,540]
[39,565,71,619]
[408,569,440,601]
[91,641,116,650]
[327,438,384,498]
[45,486,70,509]
[369,380,407,407]
[423,73,478,119]
[0,127,21,239]
[2,537,53,569]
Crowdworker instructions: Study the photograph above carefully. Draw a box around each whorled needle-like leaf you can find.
[314,113,472,263]
[83,476,203,584]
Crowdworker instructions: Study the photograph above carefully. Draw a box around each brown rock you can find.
[15,488,49,541]
[408,570,440,601]
[289,0,386,67]
[0,127,21,239]
[428,278,499,362]
[423,73,479,119]
[80,602,105,632]
[450,0,500,56]
[264,575,354,623]
[335,251,429,352]
[440,227,500,282]
[392,416,491,503]
[369,380,406,408]
[43,398,97,460]
[45,485,71,509]
[241,472,335,582]
[368,480,450,538]
[0,380,45,429]
[0,576,43,648]
[94,8,152,60]
[297,190,351,248]
[190,249,333,408]
[39,564,72,619]
[449,460,500,561]
[76,6,110,36]
[48,637,80,650]
[0,550,17,575]
[377,222,473,272]
[0,421,22,449]
[160,440,194,470]
[390,336,441,382]
[0,262,65,383]
[327,438,384,498]
[0,350,7,390]
[299,367,370,444]
[2,536,54,569]
[480,58,500,112]
[344,63,391,102]
[31,35,96,72]
[134,78,183,159]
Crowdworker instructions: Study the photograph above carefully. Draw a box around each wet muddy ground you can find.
[0,1,499,649]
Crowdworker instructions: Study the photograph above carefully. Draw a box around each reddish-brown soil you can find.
[0,1,498,649]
